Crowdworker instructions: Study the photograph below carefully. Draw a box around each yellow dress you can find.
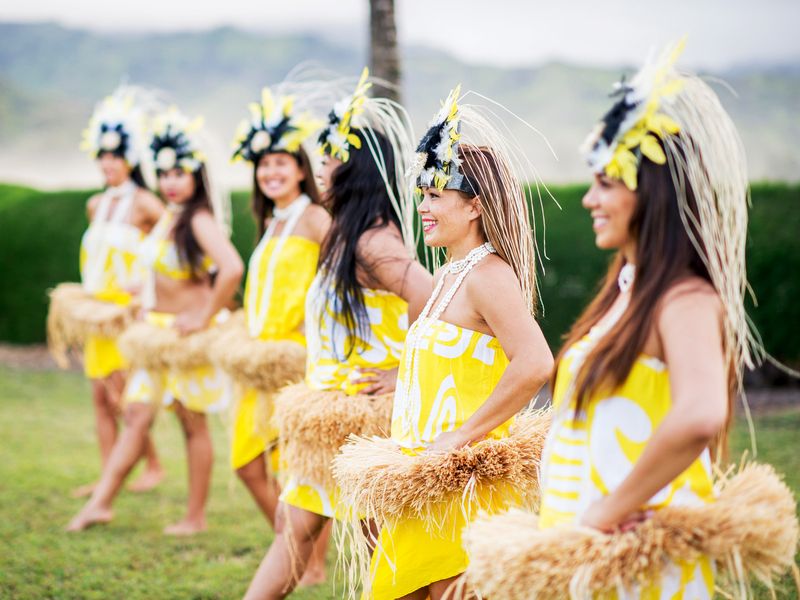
[538,335,716,599]
[79,188,145,379]
[123,212,227,414]
[280,271,408,517]
[367,317,514,599]
[230,235,320,470]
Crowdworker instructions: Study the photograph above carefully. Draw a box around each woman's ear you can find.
[467,196,483,221]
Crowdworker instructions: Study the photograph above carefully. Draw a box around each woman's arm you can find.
[427,259,553,451]
[305,203,332,246]
[580,281,728,531]
[357,226,433,323]
[174,210,244,335]
[351,226,433,394]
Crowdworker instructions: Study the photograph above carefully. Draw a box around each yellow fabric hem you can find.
[84,334,127,378]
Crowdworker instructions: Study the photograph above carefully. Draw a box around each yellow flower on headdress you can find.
[318,67,372,163]
[413,84,463,191]
[232,87,320,163]
[583,39,687,190]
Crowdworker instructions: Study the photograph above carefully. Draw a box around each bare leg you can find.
[236,453,281,526]
[430,574,467,600]
[243,504,328,600]
[71,378,119,498]
[236,452,330,587]
[298,519,331,587]
[397,573,465,600]
[127,433,166,493]
[398,589,430,600]
[108,371,164,492]
[66,401,156,531]
[163,402,212,536]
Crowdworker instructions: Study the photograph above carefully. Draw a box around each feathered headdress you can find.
[81,85,149,167]
[410,86,559,315]
[410,85,475,194]
[317,67,418,254]
[581,40,686,191]
[584,39,761,383]
[150,107,206,173]
[317,67,371,162]
[231,88,320,163]
[151,105,231,235]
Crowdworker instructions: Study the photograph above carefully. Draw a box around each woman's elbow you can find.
[684,406,728,444]
[227,257,245,284]
[522,352,554,392]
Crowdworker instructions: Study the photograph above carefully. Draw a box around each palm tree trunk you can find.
[369,0,401,103]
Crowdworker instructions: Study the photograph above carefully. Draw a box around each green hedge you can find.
[1,182,798,366]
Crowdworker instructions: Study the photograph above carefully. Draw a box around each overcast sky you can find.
[3,0,800,69]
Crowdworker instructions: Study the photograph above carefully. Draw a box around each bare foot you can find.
[297,567,326,588]
[70,482,97,498]
[127,468,165,493]
[66,505,113,532]
[163,519,207,536]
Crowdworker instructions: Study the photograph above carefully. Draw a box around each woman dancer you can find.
[243,69,432,599]
[341,86,554,600]
[218,86,331,582]
[67,108,243,535]
[52,86,165,497]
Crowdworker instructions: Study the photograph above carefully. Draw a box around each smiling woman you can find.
[46,85,166,501]
[333,85,554,600]
[67,106,244,537]
[211,82,333,585]
[462,40,799,600]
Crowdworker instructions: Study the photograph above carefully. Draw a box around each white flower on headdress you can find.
[408,152,427,181]
[232,88,319,162]
[100,130,122,152]
[418,167,435,187]
[150,108,206,173]
[156,147,177,171]
[250,130,272,154]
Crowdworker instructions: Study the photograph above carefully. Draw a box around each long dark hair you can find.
[319,129,401,358]
[164,165,214,281]
[128,165,148,189]
[553,141,734,456]
[251,148,322,238]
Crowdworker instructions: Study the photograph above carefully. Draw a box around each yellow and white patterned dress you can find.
[123,311,230,414]
[230,232,319,470]
[280,271,408,517]
[366,317,515,599]
[123,211,228,414]
[538,335,716,599]
[79,185,145,379]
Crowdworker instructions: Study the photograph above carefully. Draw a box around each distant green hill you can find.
[1,22,799,187]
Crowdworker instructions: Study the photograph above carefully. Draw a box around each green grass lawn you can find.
[0,366,797,599]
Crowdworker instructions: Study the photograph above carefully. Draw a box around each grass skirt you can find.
[117,311,229,372]
[46,283,135,368]
[273,383,393,491]
[332,408,551,598]
[462,462,799,600]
